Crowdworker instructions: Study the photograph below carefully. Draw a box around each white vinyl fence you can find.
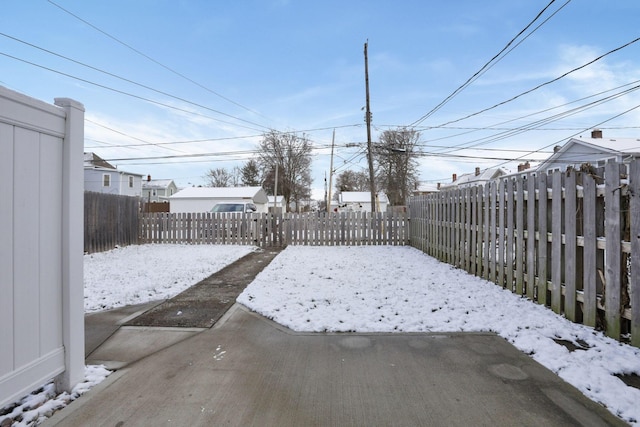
[0,86,85,408]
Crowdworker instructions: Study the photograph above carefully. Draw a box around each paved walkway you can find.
[45,305,626,426]
[44,247,627,426]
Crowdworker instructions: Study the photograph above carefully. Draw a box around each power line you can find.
[410,0,567,127]
[46,0,270,122]
[428,36,640,130]
[488,101,640,170]
[0,32,274,132]
[0,50,270,133]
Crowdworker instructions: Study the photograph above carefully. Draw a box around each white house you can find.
[267,195,286,213]
[338,191,389,213]
[439,167,509,191]
[84,152,144,197]
[412,182,440,196]
[170,186,269,213]
[142,179,178,203]
[537,129,640,173]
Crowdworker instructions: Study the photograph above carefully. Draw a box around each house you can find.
[267,195,286,213]
[84,152,144,197]
[537,129,640,173]
[412,182,440,196]
[338,191,389,213]
[169,186,269,213]
[439,167,509,191]
[142,178,178,203]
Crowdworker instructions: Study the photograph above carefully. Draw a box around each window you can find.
[103,174,110,187]
[129,176,134,188]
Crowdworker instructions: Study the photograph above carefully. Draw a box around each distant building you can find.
[267,195,286,213]
[84,152,143,196]
[169,186,269,213]
[412,182,440,196]
[142,179,178,203]
[338,191,389,213]
[537,129,640,172]
[439,167,509,191]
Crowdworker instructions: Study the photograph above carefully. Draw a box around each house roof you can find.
[537,135,640,171]
[84,152,115,169]
[268,195,285,204]
[171,186,268,203]
[448,167,508,187]
[572,135,640,153]
[84,152,144,176]
[414,183,440,193]
[142,179,175,189]
[340,191,389,203]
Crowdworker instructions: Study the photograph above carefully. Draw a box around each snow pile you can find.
[238,245,640,425]
[0,366,111,427]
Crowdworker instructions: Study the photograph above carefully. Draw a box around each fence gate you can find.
[0,86,85,408]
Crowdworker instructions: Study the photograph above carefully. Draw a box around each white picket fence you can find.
[0,86,85,408]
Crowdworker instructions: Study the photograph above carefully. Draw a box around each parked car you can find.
[210,202,257,213]
[206,202,258,239]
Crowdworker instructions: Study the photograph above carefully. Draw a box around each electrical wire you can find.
[426,36,640,130]
[0,32,274,132]
[46,0,271,122]
[410,0,567,127]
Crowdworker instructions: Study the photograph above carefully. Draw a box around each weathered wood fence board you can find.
[139,211,409,247]
[84,191,140,253]
[408,159,638,347]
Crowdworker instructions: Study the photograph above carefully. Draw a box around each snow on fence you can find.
[139,211,409,247]
[408,160,640,347]
[0,87,85,408]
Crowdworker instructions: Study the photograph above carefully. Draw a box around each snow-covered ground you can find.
[1,244,256,427]
[2,244,639,426]
[84,244,257,312]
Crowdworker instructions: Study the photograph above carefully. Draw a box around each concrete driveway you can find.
[46,304,625,426]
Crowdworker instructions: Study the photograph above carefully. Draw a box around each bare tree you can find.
[374,127,420,206]
[334,170,370,200]
[259,130,312,212]
[230,166,243,187]
[204,167,232,187]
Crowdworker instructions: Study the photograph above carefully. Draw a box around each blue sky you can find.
[3,0,640,199]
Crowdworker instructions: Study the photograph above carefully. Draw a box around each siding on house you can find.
[83,152,143,197]
[142,179,178,203]
[537,130,640,172]
[170,186,269,213]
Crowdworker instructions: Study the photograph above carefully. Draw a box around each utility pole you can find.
[273,162,278,212]
[364,41,377,212]
[327,129,335,213]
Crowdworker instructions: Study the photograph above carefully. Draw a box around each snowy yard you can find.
[2,244,640,426]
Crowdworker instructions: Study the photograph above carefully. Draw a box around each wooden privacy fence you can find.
[408,160,640,347]
[139,211,409,247]
[84,191,141,253]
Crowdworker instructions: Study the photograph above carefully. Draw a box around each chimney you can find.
[437,182,441,190]
[591,129,603,139]
[518,163,524,172]
[475,167,480,176]
[452,173,457,182]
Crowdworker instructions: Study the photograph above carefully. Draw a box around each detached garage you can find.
[169,186,269,213]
